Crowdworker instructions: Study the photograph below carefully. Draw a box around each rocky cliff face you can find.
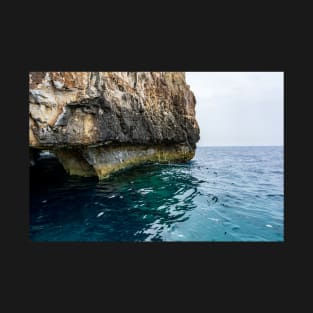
[29,72,200,178]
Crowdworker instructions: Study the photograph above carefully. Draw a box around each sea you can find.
[29,146,284,242]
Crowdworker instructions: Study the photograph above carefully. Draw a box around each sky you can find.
[185,72,284,146]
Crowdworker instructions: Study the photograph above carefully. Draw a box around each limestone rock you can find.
[29,72,200,178]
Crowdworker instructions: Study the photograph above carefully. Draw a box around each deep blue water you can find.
[29,146,284,242]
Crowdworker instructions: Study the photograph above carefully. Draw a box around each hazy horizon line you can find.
[197,145,283,147]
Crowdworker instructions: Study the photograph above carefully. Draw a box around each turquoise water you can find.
[29,146,284,242]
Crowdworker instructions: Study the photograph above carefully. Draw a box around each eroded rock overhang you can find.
[29,72,200,178]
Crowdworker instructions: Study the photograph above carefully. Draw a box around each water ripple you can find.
[30,146,284,242]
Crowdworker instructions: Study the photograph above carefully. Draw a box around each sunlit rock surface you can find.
[29,72,200,178]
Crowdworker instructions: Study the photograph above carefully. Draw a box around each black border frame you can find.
[4,18,298,303]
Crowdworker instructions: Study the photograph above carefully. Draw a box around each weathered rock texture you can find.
[29,72,200,178]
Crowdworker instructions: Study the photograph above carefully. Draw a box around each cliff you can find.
[29,72,200,178]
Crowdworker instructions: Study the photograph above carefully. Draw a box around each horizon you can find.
[196,145,283,147]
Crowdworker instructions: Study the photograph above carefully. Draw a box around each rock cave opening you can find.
[30,148,68,184]
[30,147,99,184]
